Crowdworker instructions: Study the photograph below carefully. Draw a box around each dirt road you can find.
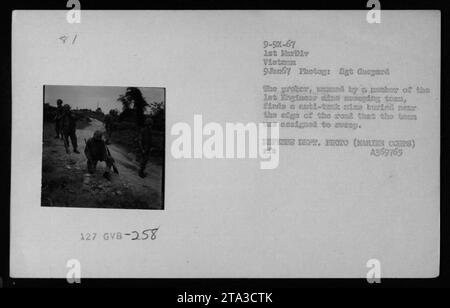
[41,118,163,209]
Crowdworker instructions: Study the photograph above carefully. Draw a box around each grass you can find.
[41,120,163,210]
[95,189,161,209]
[42,162,55,173]
[41,173,84,207]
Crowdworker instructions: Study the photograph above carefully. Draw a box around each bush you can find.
[113,121,137,131]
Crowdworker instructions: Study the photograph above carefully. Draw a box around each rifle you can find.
[104,143,119,174]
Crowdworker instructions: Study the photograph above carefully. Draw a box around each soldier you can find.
[84,130,115,181]
[54,99,64,139]
[60,104,80,154]
[138,118,154,178]
[103,111,114,144]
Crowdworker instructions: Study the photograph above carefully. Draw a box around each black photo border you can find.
[0,0,447,291]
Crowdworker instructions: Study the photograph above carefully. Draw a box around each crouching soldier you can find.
[85,130,114,180]
[138,118,154,178]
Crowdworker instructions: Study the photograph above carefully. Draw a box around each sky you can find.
[44,85,165,114]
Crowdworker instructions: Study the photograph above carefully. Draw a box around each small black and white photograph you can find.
[41,85,165,210]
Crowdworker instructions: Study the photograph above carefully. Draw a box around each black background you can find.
[0,0,447,291]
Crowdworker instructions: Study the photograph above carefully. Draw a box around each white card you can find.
[11,10,440,278]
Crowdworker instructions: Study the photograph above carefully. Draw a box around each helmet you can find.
[63,104,71,110]
[57,99,63,106]
[93,130,103,140]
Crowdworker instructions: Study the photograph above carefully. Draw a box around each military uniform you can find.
[103,114,114,143]
[138,119,153,178]
[84,132,114,178]
[60,107,79,153]
[54,103,64,139]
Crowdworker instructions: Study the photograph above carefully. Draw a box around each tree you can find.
[149,101,165,131]
[118,95,131,111]
[117,87,149,127]
[109,109,119,117]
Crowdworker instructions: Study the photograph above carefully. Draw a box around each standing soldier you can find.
[54,99,64,139]
[60,104,80,154]
[103,111,114,144]
[84,130,115,180]
[138,118,154,178]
